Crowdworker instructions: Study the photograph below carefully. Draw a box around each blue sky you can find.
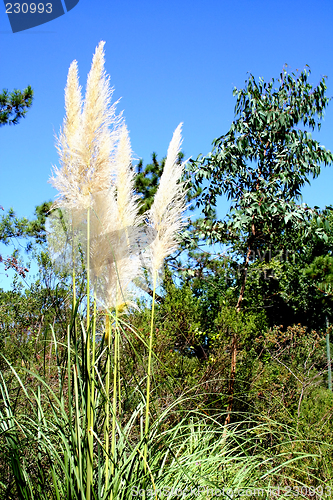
[1,0,333,287]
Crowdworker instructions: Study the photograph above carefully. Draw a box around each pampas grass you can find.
[143,122,187,463]
[47,41,188,498]
[49,41,124,500]
[90,124,143,313]
[51,60,82,207]
[147,123,187,280]
[113,124,141,229]
[50,41,121,211]
[50,43,187,313]
[50,44,144,315]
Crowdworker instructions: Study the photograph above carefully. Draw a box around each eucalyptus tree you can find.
[191,66,333,423]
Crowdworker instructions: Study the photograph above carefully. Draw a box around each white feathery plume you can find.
[90,124,144,311]
[113,124,142,228]
[49,43,187,313]
[89,188,117,279]
[147,123,188,278]
[62,60,82,153]
[48,61,84,275]
[50,41,122,211]
[49,41,133,309]
[88,126,143,310]
[75,41,122,207]
[50,60,82,208]
[89,188,143,312]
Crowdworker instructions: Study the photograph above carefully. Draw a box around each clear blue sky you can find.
[1,0,333,286]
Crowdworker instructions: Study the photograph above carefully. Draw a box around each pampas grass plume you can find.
[50,43,187,311]
[114,124,141,228]
[50,60,82,207]
[76,41,121,204]
[50,41,121,210]
[148,123,187,277]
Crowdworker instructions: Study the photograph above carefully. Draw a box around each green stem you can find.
[73,363,83,497]
[118,325,121,419]
[90,295,97,474]
[87,207,90,332]
[86,206,92,500]
[144,271,157,468]
[111,315,118,481]
[66,326,72,496]
[326,317,332,392]
[104,314,111,494]
[72,211,77,341]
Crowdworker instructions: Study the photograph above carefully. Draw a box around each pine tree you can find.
[0,86,33,126]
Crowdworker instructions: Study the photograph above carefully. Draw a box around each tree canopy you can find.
[191,66,333,310]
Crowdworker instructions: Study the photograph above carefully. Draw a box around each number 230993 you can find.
[6,3,53,14]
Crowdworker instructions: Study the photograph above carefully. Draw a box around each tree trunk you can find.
[224,246,252,428]
[236,245,253,313]
[224,332,237,426]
